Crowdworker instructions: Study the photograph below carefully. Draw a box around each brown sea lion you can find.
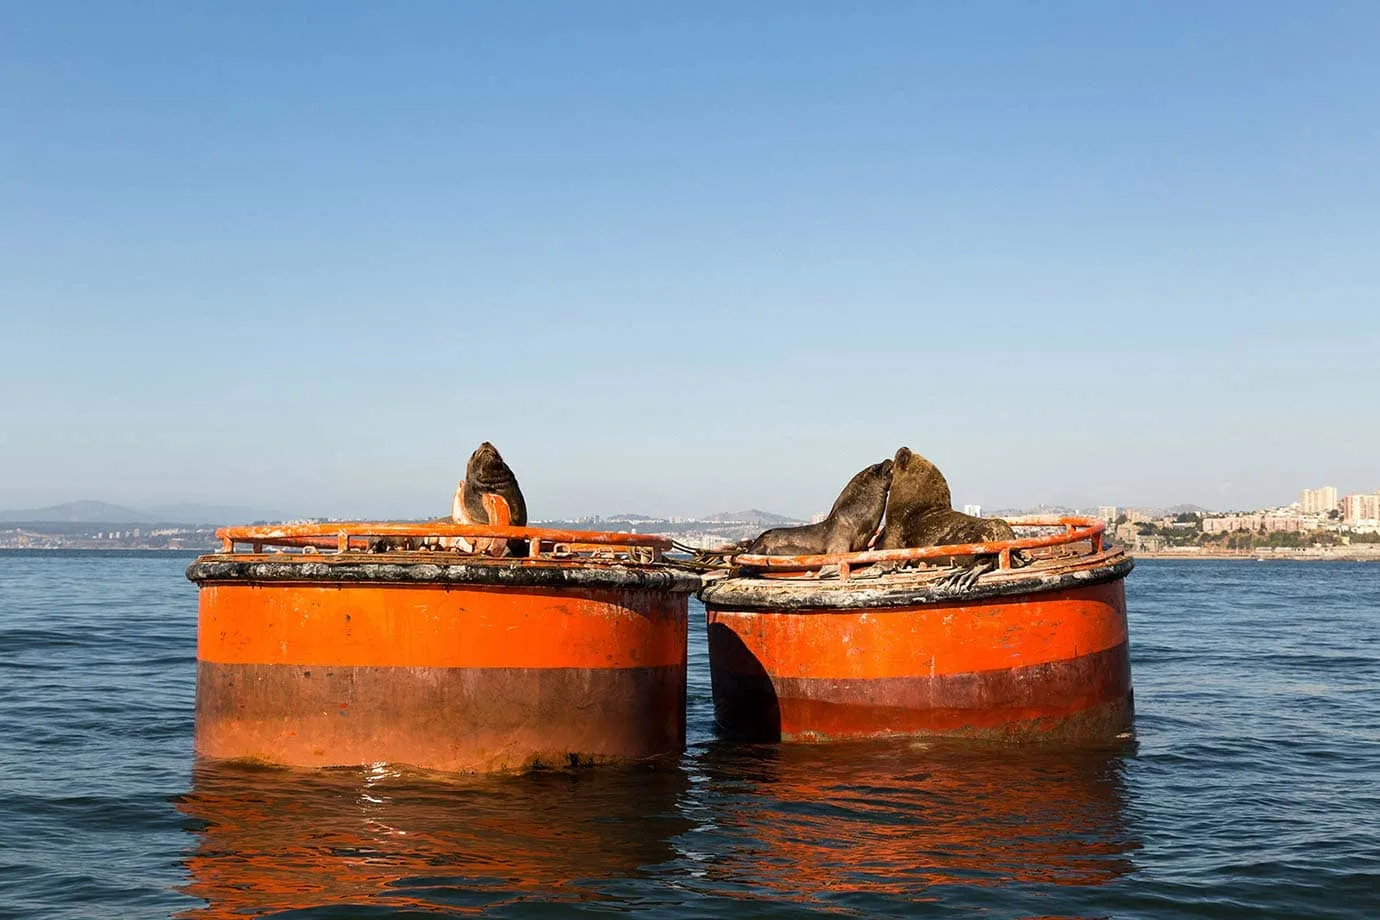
[745,459,893,556]
[879,447,1017,588]
[451,441,528,556]
[458,442,528,527]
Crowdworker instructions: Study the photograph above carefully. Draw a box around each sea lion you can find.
[745,459,893,556]
[451,441,528,556]
[878,447,1017,588]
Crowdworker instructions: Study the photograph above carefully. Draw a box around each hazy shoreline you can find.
[1135,549,1380,562]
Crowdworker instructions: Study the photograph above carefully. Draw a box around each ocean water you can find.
[1,552,1378,919]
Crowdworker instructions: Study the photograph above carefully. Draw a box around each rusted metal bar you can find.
[218,521,673,551]
[733,517,1106,575]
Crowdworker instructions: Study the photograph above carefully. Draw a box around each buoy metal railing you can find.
[215,521,671,562]
[731,516,1106,580]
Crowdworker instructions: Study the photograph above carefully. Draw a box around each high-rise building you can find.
[1301,486,1340,515]
[962,504,982,517]
[1097,505,1118,523]
[1342,493,1380,523]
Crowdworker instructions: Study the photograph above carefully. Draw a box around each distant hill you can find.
[139,503,288,525]
[0,501,154,523]
[0,500,288,525]
[988,505,1078,518]
[701,509,800,525]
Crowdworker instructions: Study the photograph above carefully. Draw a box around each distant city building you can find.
[1342,493,1380,524]
[1097,505,1118,523]
[1300,486,1339,515]
[1202,513,1310,534]
[962,504,982,517]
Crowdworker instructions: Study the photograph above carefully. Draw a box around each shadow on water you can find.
[683,738,1141,909]
[174,759,692,917]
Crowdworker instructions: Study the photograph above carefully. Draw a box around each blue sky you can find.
[2,3,1377,519]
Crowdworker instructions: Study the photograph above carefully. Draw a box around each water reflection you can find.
[176,760,691,917]
[683,739,1140,903]
[177,742,1139,917]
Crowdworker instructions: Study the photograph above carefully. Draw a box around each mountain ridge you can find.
[700,509,800,525]
[0,500,288,525]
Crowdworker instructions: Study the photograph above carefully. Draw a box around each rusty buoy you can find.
[186,522,700,772]
[701,517,1135,743]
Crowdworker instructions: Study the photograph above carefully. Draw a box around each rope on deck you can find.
[667,540,741,571]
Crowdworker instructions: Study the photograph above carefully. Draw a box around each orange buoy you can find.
[186,522,700,772]
[701,517,1134,743]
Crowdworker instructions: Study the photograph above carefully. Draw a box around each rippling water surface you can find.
[1,552,1378,918]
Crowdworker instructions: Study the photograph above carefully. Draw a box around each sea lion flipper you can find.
[444,480,476,553]
[477,493,517,557]
[935,558,994,595]
[482,492,513,528]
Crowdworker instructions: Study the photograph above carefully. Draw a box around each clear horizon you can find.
[4,4,1377,520]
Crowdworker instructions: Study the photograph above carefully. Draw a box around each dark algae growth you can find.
[1,551,1378,918]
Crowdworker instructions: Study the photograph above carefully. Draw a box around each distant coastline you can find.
[6,546,1380,564]
[1134,546,1380,562]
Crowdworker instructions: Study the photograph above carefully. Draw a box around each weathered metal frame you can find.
[731,516,1105,580]
[216,521,670,561]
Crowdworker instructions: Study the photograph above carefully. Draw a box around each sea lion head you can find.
[889,446,953,512]
[828,458,894,513]
[466,441,514,487]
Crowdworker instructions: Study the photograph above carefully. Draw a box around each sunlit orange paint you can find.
[198,583,686,670]
[708,582,1127,681]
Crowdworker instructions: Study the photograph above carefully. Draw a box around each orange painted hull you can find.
[192,576,691,772]
[704,578,1134,743]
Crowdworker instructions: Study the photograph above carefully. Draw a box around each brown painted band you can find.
[197,583,690,669]
[709,640,1133,743]
[195,661,687,773]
